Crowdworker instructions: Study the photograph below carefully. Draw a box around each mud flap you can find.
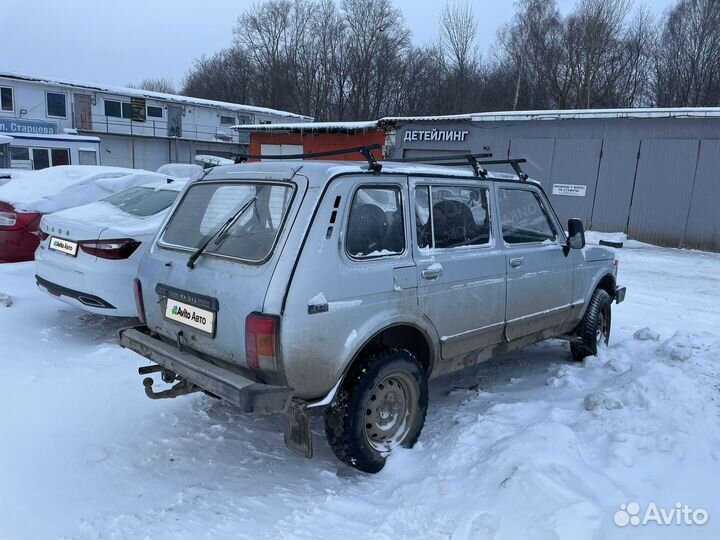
[284,401,313,458]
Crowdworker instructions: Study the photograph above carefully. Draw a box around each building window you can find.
[46,92,67,118]
[1,86,13,112]
[104,99,133,119]
[10,146,29,161]
[78,150,97,165]
[147,105,163,118]
[219,115,235,126]
[51,148,70,166]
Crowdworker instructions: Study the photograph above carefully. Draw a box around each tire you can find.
[571,288,612,362]
[324,348,428,473]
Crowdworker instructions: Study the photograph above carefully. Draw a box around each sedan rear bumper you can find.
[119,326,293,414]
[36,274,116,309]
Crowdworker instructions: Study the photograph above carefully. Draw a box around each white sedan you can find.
[35,176,190,317]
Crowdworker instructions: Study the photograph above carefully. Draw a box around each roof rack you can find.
[234,144,383,174]
[397,153,529,181]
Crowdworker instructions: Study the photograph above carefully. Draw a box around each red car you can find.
[0,200,43,262]
[0,166,177,263]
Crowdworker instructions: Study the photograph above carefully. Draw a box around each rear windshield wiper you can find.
[187,197,257,269]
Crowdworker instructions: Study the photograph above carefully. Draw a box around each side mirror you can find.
[567,218,585,250]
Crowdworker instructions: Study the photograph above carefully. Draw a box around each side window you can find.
[346,186,405,258]
[1,86,13,111]
[415,185,491,249]
[499,188,557,244]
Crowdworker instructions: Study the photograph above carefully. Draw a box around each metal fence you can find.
[392,117,720,251]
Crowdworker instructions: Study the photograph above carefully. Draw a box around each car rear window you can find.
[160,181,294,262]
[103,186,179,217]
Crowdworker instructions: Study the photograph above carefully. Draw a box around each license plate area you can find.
[164,299,216,335]
[49,237,78,257]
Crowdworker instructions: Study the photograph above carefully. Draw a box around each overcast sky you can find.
[1,0,676,90]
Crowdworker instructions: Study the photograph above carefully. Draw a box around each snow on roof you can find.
[231,107,720,133]
[7,132,100,142]
[0,135,13,144]
[0,70,313,121]
[468,107,720,121]
[232,120,382,132]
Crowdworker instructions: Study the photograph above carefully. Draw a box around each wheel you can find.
[571,288,612,361]
[324,348,428,473]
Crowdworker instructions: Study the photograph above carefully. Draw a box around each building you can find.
[234,121,386,160]
[383,109,720,251]
[236,109,720,251]
[0,70,312,171]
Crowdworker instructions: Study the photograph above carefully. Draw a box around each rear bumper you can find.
[119,326,293,414]
[615,286,626,304]
[36,274,117,309]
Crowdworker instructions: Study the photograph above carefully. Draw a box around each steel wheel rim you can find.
[363,372,418,453]
[596,309,609,345]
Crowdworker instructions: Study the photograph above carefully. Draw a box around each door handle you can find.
[421,265,443,280]
[509,257,524,268]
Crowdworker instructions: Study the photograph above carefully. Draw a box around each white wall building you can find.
[0,71,312,171]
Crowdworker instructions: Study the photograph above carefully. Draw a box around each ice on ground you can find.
[1,240,719,540]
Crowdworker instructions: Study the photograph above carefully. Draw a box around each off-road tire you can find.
[324,348,428,473]
[571,288,612,362]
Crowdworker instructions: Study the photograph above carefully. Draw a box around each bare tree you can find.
[130,77,177,94]
[440,2,478,111]
[656,0,720,106]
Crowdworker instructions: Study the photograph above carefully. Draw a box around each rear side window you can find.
[415,185,491,249]
[103,186,178,217]
[499,188,557,244]
[346,186,405,258]
[161,181,294,263]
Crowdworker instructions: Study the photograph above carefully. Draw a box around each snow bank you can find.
[0,241,719,539]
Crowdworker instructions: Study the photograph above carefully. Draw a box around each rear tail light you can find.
[0,212,16,227]
[0,211,41,231]
[245,313,279,371]
[79,239,141,260]
[133,278,146,324]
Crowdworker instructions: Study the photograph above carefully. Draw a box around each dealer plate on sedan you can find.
[164,299,215,334]
[49,237,78,256]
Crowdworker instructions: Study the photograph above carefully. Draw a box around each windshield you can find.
[102,186,179,217]
[160,181,294,262]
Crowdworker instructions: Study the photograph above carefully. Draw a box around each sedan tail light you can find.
[79,239,141,260]
[245,313,279,371]
[0,211,42,231]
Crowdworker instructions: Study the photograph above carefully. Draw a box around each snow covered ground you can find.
[1,237,719,540]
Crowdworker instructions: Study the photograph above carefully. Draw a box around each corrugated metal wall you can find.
[393,117,720,251]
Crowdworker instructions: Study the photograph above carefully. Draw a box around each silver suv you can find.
[120,155,625,473]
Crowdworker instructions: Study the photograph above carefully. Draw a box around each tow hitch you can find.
[139,364,201,400]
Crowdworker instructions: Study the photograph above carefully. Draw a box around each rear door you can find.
[144,174,306,367]
[411,177,506,360]
[497,184,573,340]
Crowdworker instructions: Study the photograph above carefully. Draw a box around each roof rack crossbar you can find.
[396,154,529,180]
[234,144,383,173]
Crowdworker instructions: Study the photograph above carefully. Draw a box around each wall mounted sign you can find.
[0,118,59,135]
[403,129,469,143]
[552,184,587,197]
